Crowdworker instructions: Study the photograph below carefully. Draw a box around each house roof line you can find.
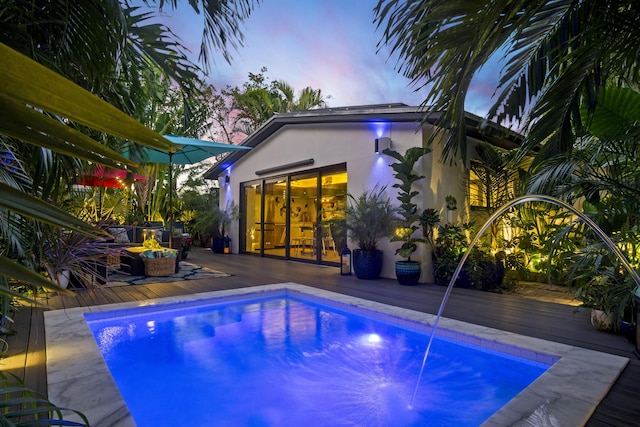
[204,104,522,179]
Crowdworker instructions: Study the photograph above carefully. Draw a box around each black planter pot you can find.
[395,261,421,286]
[211,236,231,254]
[353,249,383,280]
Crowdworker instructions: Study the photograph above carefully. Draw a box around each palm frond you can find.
[1,42,174,154]
[0,371,89,426]
[375,0,640,164]
[0,183,104,236]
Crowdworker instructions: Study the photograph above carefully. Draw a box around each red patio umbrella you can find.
[76,176,129,188]
[77,165,147,215]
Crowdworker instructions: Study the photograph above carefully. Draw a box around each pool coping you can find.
[45,283,629,427]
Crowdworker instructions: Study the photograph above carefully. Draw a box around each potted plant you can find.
[39,227,117,288]
[445,194,457,223]
[574,274,636,332]
[383,146,431,285]
[345,185,397,279]
[432,222,474,287]
[575,282,615,331]
[211,201,239,254]
[420,208,440,252]
[325,217,347,254]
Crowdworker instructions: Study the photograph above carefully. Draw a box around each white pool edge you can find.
[45,283,629,427]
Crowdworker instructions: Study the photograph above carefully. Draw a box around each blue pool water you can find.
[86,293,551,427]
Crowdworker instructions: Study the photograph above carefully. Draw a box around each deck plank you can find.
[3,247,638,425]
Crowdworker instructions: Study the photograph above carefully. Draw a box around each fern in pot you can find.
[211,201,239,254]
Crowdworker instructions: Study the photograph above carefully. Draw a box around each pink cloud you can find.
[139,0,502,116]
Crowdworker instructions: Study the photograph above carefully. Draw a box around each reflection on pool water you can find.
[86,293,551,427]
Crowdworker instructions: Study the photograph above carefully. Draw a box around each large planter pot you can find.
[395,261,421,286]
[211,237,231,254]
[590,309,613,331]
[353,249,383,280]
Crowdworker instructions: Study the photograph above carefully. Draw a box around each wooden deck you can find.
[3,247,639,426]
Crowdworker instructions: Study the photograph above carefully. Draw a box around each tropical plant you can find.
[503,203,575,283]
[213,201,240,238]
[0,371,89,426]
[229,68,329,135]
[374,0,640,166]
[0,0,257,415]
[419,208,440,252]
[523,84,640,300]
[445,195,457,211]
[345,185,397,251]
[527,85,640,206]
[432,221,504,290]
[468,142,525,255]
[37,228,115,288]
[0,44,167,295]
[383,146,431,261]
[0,0,257,294]
[187,187,220,246]
[142,0,261,70]
[572,260,637,332]
[432,223,471,287]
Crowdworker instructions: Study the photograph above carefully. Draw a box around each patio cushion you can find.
[108,227,130,244]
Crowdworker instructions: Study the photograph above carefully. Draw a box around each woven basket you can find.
[143,257,175,277]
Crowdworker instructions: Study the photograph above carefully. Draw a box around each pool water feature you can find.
[45,284,629,426]
[85,294,550,427]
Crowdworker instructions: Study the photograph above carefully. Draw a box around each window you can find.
[469,161,513,209]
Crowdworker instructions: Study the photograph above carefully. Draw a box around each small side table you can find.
[120,247,147,276]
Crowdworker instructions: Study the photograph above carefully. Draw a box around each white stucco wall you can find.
[218,120,470,283]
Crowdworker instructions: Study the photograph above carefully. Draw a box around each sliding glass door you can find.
[242,182,262,254]
[240,165,346,265]
[318,171,347,264]
[289,174,318,261]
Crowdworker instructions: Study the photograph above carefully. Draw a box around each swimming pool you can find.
[85,293,550,426]
[45,283,628,426]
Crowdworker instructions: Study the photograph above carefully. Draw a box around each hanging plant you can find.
[446,195,457,210]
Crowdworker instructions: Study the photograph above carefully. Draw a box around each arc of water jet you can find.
[409,195,640,408]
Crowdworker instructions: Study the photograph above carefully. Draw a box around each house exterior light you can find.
[375,137,391,154]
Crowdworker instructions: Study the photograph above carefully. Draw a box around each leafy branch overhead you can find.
[0,43,176,167]
[374,0,640,165]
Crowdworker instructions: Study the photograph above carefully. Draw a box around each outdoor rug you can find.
[105,262,231,287]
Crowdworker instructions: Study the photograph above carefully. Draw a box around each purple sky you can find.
[149,0,502,116]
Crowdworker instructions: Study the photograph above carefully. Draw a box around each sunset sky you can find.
[146,0,502,117]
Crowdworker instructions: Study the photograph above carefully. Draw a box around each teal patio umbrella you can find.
[133,134,251,246]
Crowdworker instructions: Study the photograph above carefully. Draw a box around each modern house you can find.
[204,103,521,282]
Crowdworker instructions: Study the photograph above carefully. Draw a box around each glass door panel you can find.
[263,178,287,257]
[289,174,318,260]
[242,181,262,254]
[320,171,347,263]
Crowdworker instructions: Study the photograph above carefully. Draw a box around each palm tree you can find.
[374,0,640,165]
[149,0,261,70]
[0,0,258,294]
[528,85,640,205]
[0,2,257,419]
[231,69,329,135]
